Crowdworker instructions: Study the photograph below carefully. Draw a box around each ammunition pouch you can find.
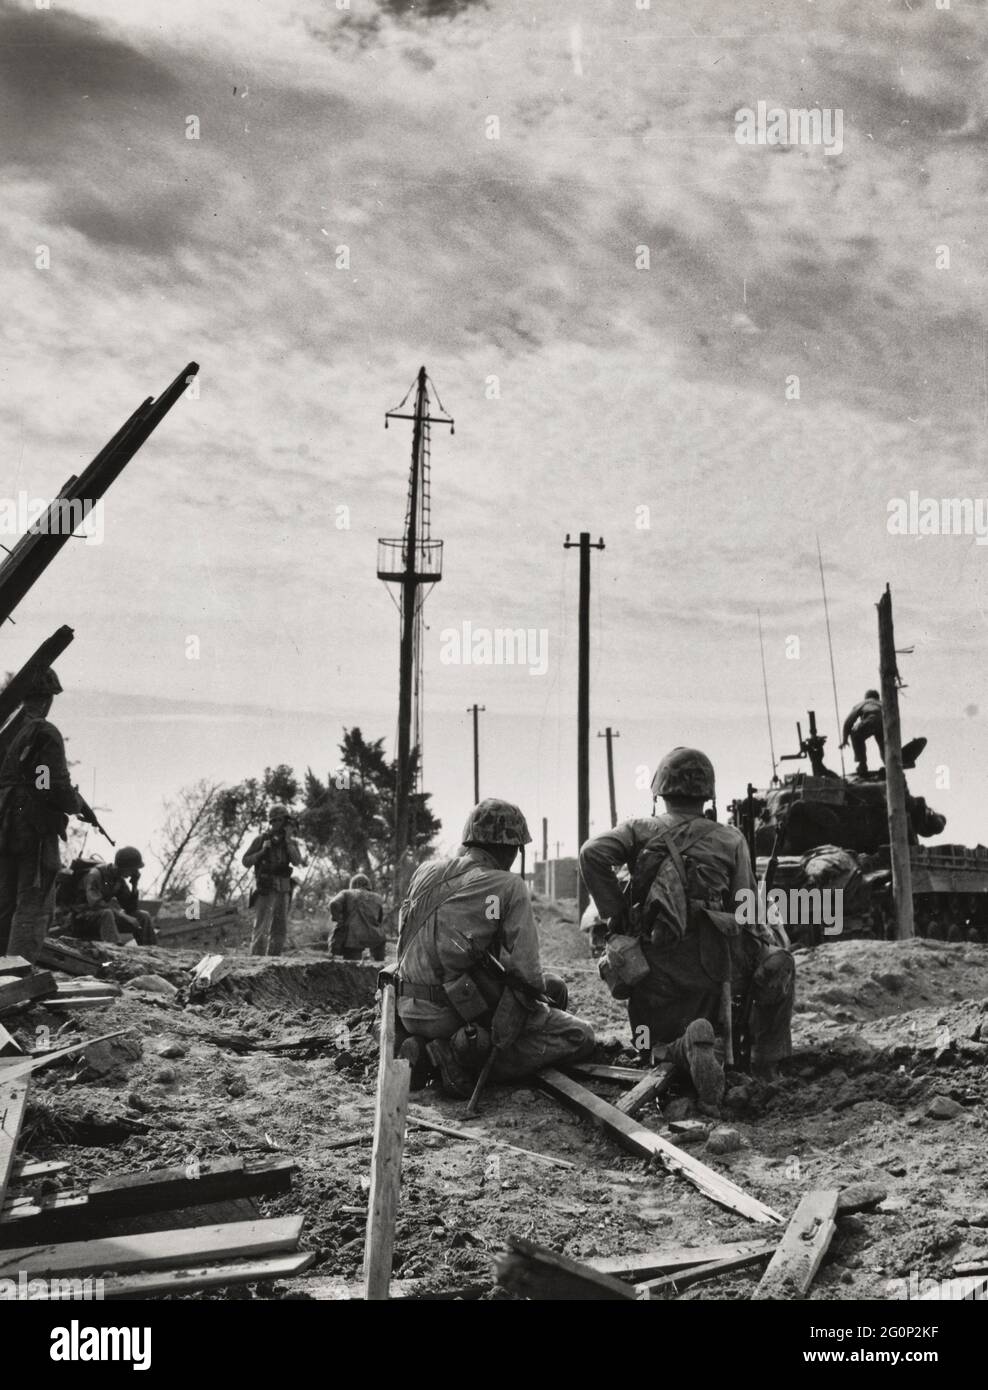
[598,933,650,1000]
[443,972,491,1023]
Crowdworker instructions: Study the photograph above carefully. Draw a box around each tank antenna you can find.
[816,534,847,777]
[757,609,779,785]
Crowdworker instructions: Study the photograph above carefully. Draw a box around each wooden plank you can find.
[0,1214,305,1278]
[588,1239,778,1280]
[363,979,410,1301]
[407,1114,577,1170]
[0,1030,128,1085]
[567,1062,642,1084]
[751,1190,838,1300]
[27,1251,316,1300]
[637,1247,776,1298]
[0,957,31,978]
[0,972,57,1015]
[614,1064,674,1117]
[11,1159,69,1183]
[36,940,106,977]
[495,1234,639,1300]
[54,978,121,998]
[538,1068,782,1225]
[953,1257,988,1276]
[190,954,231,994]
[0,1078,30,1216]
[0,1024,22,1056]
[45,995,118,1012]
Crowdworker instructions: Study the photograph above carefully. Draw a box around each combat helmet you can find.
[651,747,715,801]
[349,872,370,889]
[114,846,144,872]
[461,798,532,847]
[25,667,62,698]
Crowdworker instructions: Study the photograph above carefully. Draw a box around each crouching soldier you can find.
[580,747,795,1115]
[394,798,595,1097]
[329,873,387,961]
[69,848,155,945]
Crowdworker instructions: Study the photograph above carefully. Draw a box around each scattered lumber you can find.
[11,1159,69,1183]
[495,1235,639,1300]
[588,1239,778,1281]
[538,1068,782,1224]
[0,957,31,978]
[0,1024,22,1056]
[614,1064,674,1117]
[407,1114,577,1170]
[567,1062,642,1084]
[751,1190,838,1300]
[53,978,121,999]
[1,1158,298,1237]
[46,987,119,1012]
[0,1077,30,1214]
[0,971,56,1015]
[37,939,106,977]
[637,1247,776,1298]
[26,1251,316,1300]
[0,1214,305,1279]
[363,978,410,1300]
[0,1030,128,1084]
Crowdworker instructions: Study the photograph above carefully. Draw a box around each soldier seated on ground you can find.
[394,798,595,1098]
[329,873,387,961]
[580,746,795,1116]
[68,847,155,946]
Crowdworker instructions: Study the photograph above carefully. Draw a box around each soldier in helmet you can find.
[242,803,303,956]
[394,797,595,1097]
[580,747,794,1110]
[329,872,387,961]
[0,666,83,965]
[841,690,884,775]
[68,846,155,946]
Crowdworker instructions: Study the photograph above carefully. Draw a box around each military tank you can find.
[727,710,988,945]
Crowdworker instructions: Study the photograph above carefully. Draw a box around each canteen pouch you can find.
[598,933,650,999]
[443,971,490,1024]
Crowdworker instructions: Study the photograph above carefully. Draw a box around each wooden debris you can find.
[0,1030,128,1084]
[54,978,121,999]
[954,1255,988,1276]
[637,1247,776,1298]
[0,1214,305,1278]
[588,1239,778,1281]
[26,1250,316,1300]
[567,1062,643,1084]
[36,939,106,977]
[0,1024,22,1057]
[407,1114,577,1170]
[538,1068,782,1224]
[0,957,31,978]
[751,1189,838,1300]
[190,954,231,994]
[363,978,410,1300]
[614,1064,674,1117]
[0,971,56,1015]
[495,1234,639,1300]
[45,991,118,1012]
[10,1159,69,1183]
[0,1078,30,1214]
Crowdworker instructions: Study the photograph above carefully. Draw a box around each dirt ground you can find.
[6,897,988,1300]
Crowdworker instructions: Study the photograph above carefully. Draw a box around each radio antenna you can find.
[816,534,847,777]
[757,609,779,785]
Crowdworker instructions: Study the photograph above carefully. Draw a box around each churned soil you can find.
[6,900,987,1300]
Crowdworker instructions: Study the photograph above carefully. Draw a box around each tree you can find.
[150,780,221,903]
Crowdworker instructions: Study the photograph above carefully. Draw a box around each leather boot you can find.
[672,1018,725,1117]
[426,1039,475,1099]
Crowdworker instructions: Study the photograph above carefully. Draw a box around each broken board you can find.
[751,1189,838,1300]
[0,972,56,1015]
[538,1068,782,1225]
[26,1250,316,1300]
[496,1235,639,1301]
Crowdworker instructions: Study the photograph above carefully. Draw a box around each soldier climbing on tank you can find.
[841,690,885,774]
[580,747,795,1112]
[393,798,595,1098]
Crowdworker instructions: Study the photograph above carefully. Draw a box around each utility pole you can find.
[466,704,485,803]
[597,727,620,828]
[378,368,453,901]
[878,584,914,940]
[564,531,605,917]
[542,817,548,863]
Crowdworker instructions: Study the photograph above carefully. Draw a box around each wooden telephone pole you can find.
[597,727,620,828]
[877,584,914,940]
[467,704,485,803]
[564,532,605,916]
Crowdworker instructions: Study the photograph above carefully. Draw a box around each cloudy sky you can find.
[1,0,986,875]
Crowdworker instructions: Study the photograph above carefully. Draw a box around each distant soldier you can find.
[394,799,595,1097]
[0,668,82,965]
[580,747,795,1111]
[242,804,303,956]
[841,690,884,775]
[68,847,155,946]
[329,873,387,961]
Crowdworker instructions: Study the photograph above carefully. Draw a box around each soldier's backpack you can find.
[630,819,731,947]
[55,857,106,910]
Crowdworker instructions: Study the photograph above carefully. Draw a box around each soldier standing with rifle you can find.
[0,667,97,966]
[242,804,303,956]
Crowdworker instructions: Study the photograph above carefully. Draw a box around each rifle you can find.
[75,792,115,848]
[463,950,550,1116]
